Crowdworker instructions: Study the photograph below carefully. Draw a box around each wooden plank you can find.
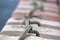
[40,33,60,40]
[12,12,60,22]
[6,22,60,30]
[46,0,57,3]
[0,31,22,36]
[5,18,60,30]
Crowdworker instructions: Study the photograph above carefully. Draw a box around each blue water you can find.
[0,0,19,31]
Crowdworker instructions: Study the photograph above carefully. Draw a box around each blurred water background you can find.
[0,0,19,31]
